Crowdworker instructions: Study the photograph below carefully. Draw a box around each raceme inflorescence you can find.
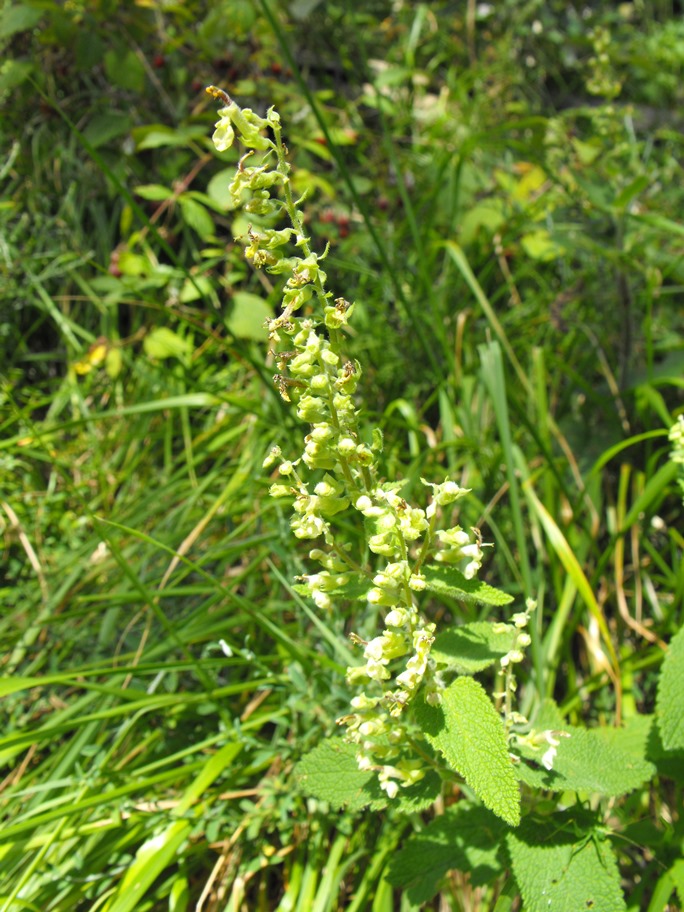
[207,87,529,799]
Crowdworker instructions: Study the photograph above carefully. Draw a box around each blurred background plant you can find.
[1,1,682,909]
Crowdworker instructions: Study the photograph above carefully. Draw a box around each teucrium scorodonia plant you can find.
[205,86,549,821]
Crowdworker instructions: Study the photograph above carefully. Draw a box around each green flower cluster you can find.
[208,88,489,798]
[669,414,684,505]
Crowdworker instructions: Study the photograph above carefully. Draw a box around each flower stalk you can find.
[207,88,491,796]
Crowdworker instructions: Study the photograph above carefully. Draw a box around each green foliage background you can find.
[1,1,683,909]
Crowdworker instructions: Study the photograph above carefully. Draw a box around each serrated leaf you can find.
[416,678,520,826]
[294,737,440,813]
[517,706,655,797]
[657,624,684,751]
[431,622,517,674]
[386,802,506,904]
[552,731,654,798]
[646,714,684,784]
[594,712,654,761]
[507,811,626,912]
[423,564,513,607]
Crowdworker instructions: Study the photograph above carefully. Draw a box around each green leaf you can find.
[104,49,145,93]
[207,169,238,211]
[104,820,191,912]
[132,124,208,151]
[520,229,565,261]
[0,58,33,94]
[423,564,514,607]
[431,622,517,674]
[134,184,173,202]
[507,811,626,912]
[385,802,506,904]
[143,327,192,361]
[517,703,655,797]
[0,677,42,697]
[416,678,520,826]
[0,4,43,40]
[657,624,684,751]
[612,174,650,210]
[460,200,506,245]
[294,737,440,813]
[178,196,215,239]
[227,292,273,341]
[83,112,132,149]
[179,276,214,304]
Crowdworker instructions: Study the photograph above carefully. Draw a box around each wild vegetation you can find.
[1,2,683,910]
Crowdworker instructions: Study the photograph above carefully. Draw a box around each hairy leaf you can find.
[423,564,514,607]
[657,624,684,751]
[507,811,626,912]
[516,702,655,797]
[294,737,440,813]
[386,802,506,904]
[431,622,517,674]
[416,678,520,826]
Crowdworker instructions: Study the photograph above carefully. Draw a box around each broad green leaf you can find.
[0,4,43,39]
[517,704,654,797]
[507,811,626,912]
[207,169,238,210]
[290,167,336,198]
[178,196,215,239]
[534,728,653,795]
[416,678,520,826]
[227,292,273,341]
[294,737,440,813]
[132,124,208,151]
[117,251,149,277]
[386,802,506,904]
[143,327,192,361]
[657,624,684,751]
[431,622,517,674]
[423,564,513,607]
[594,712,654,761]
[179,275,214,304]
